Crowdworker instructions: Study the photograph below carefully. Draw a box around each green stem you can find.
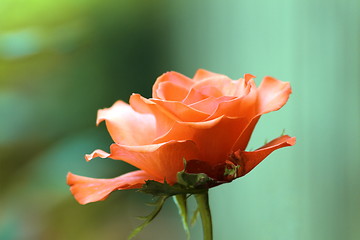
[194,191,213,240]
[173,194,190,240]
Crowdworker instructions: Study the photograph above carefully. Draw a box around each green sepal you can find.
[224,164,240,178]
[139,179,181,196]
[173,194,190,240]
[128,196,168,240]
[139,173,216,197]
[176,168,217,189]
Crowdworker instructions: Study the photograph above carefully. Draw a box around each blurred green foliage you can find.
[0,0,359,240]
[0,1,185,239]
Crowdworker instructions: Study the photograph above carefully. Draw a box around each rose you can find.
[67,69,295,204]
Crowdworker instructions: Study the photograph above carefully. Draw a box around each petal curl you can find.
[193,69,228,81]
[152,71,193,99]
[244,73,256,83]
[97,100,156,145]
[238,135,296,176]
[231,77,292,151]
[67,170,156,205]
[209,79,257,119]
[192,71,251,97]
[109,140,201,183]
[257,76,292,114]
[85,149,110,161]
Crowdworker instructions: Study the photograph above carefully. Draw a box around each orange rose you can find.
[67,69,295,204]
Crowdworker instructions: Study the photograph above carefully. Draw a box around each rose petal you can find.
[154,116,248,166]
[194,70,256,97]
[208,79,257,119]
[67,170,156,205]
[189,96,235,116]
[238,135,296,176]
[193,69,228,81]
[192,78,229,97]
[193,72,252,97]
[97,100,156,145]
[130,94,176,137]
[109,140,201,183]
[85,149,110,162]
[244,73,256,83]
[152,71,194,99]
[151,99,210,122]
[188,96,218,114]
[182,87,209,105]
[233,116,260,151]
[257,76,292,114]
[232,77,292,151]
[155,81,189,101]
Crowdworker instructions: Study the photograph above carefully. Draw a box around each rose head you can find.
[67,69,296,204]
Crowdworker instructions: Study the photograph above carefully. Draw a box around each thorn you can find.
[281,129,286,136]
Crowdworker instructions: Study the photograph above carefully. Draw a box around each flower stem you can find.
[194,191,213,240]
[173,194,190,240]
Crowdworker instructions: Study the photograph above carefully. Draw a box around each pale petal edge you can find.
[85,149,110,162]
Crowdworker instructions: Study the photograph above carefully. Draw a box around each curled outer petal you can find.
[237,135,296,176]
[232,77,292,151]
[67,170,157,205]
[152,71,194,100]
[85,140,201,184]
[257,76,292,114]
[97,100,156,145]
[108,140,201,184]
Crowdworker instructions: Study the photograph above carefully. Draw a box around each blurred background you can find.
[0,0,359,239]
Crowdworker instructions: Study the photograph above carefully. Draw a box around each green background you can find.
[0,0,359,239]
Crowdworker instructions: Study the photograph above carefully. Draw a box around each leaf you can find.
[128,196,168,240]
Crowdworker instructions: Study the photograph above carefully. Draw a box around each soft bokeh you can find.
[0,0,359,240]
